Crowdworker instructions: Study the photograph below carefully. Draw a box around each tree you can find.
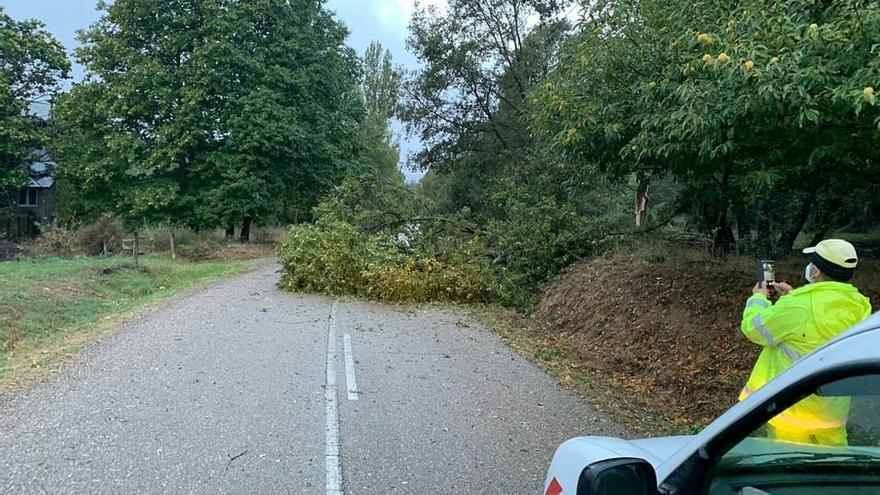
[404,0,569,171]
[194,0,364,241]
[359,41,403,181]
[0,7,69,191]
[54,0,364,242]
[531,0,880,255]
[403,0,572,214]
[363,41,399,122]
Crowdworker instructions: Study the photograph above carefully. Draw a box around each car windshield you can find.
[709,373,880,494]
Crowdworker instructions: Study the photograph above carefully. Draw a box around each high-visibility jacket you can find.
[739,281,871,445]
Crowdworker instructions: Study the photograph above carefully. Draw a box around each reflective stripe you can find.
[752,315,777,346]
[752,315,801,362]
[746,298,770,309]
[778,343,801,362]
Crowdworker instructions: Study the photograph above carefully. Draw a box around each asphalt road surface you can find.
[0,263,622,494]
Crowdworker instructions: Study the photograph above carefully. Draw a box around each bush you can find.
[22,228,78,257]
[176,232,227,261]
[277,220,377,295]
[277,219,498,304]
[0,240,18,261]
[76,213,124,255]
[484,182,623,306]
[143,227,228,260]
[252,226,287,244]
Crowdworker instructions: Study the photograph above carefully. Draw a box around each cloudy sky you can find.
[2,0,434,181]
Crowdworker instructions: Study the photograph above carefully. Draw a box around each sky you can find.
[2,0,435,181]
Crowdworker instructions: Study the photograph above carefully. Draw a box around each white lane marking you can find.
[325,302,343,495]
[343,334,359,400]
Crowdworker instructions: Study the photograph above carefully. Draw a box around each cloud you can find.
[374,0,402,30]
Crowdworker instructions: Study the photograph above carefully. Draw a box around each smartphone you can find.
[757,259,776,284]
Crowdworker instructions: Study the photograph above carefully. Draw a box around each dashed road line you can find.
[325,301,342,495]
[343,334,359,400]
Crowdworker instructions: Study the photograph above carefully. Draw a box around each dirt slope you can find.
[535,247,879,428]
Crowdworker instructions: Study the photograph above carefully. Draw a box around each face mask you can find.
[805,263,816,284]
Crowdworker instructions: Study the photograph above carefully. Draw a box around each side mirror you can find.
[577,458,657,495]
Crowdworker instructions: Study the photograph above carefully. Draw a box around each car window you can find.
[706,373,880,495]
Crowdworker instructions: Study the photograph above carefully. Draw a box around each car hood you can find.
[569,435,694,469]
[627,436,694,468]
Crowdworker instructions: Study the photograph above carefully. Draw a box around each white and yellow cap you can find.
[803,239,858,281]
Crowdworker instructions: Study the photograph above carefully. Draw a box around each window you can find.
[707,373,880,495]
[17,188,39,207]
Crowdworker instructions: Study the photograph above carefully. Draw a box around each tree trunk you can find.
[777,193,815,257]
[169,230,177,260]
[734,203,752,255]
[711,164,735,255]
[102,239,109,257]
[225,223,235,241]
[132,232,140,266]
[712,207,736,255]
[634,179,651,228]
[240,216,252,243]
[755,205,772,259]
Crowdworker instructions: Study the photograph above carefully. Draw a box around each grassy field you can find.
[0,255,251,391]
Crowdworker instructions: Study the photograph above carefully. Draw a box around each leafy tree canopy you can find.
[54,0,363,233]
[0,7,69,190]
[359,41,403,182]
[531,0,880,254]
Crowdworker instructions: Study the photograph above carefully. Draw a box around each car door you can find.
[658,357,880,494]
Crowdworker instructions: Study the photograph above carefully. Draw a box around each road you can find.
[0,263,622,494]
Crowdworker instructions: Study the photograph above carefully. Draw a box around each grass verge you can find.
[0,255,252,393]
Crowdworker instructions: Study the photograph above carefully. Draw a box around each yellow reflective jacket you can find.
[739,282,872,439]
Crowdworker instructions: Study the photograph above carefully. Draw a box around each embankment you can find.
[523,246,879,431]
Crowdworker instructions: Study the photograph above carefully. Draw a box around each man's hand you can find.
[752,282,770,297]
[773,282,793,296]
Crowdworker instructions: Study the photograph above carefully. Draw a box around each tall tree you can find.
[54,0,363,240]
[404,0,569,171]
[403,0,571,214]
[362,41,399,121]
[359,41,402,181]
[0,7,69,192]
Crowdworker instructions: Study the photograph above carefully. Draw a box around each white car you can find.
[544,312,880,495]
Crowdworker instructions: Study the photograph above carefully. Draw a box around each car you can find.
[544,311,880,495]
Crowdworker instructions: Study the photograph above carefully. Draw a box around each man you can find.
[740,239,872,446]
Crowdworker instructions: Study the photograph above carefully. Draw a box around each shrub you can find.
[277,219,498,304]
[252,226,287,244]
[364,241,499,303]
[277,220,378,296]
[176,232,227,261]
[76,213,124,255]
[485,185,619,306]
[0,240,18,261]
[22,228,78,257]
[277,171,503,305]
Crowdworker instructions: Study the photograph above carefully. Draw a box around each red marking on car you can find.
[545,477,563,495]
